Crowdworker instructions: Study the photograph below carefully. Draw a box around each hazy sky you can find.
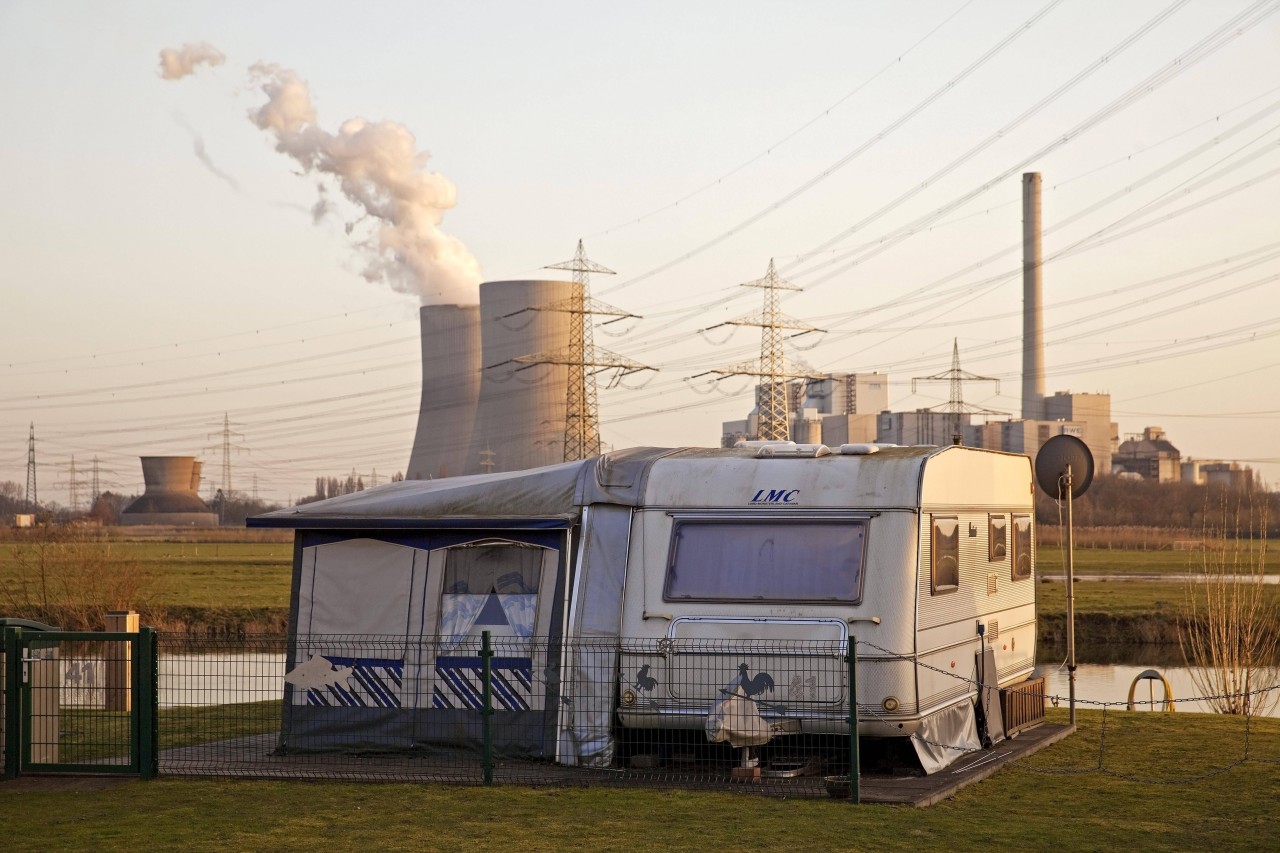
[2,0,1278,505]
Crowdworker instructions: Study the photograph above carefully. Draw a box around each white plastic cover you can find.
[910,699,982,774]
[705,685,773,748]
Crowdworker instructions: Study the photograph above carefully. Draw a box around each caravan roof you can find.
[249,444,1021,529]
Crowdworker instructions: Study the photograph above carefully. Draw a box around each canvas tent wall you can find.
[251,449,671,764]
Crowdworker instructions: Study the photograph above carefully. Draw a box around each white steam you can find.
[158,43,226,80]
[247,62,482,305]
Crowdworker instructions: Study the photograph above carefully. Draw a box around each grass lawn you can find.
[2,709,1277,852]
[1036,544,1280,576]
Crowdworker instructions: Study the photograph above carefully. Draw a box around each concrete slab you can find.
[155,723,1074,806]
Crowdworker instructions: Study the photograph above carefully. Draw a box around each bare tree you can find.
[1179,493,1279,715]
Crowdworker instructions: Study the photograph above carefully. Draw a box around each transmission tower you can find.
[691,259,826,441]
[911,338,1006,442]
[478,446,497,474]
[25,422,37,511]
[206,413,247,496]
[91,456,101,504]
[495,240,653,462]
[68,456,80,513]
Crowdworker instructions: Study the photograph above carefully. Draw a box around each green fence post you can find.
[3,627,20,779]
[136,627,158,779]
[481,630,494,786]
[847,637,861,804]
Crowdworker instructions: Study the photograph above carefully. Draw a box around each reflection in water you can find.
[1033,662,1280,718]
[159,653,286,708]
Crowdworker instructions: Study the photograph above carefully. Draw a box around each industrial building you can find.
[720,372,887,447]
[1114,426,1181,482]
[717,173,1119,477]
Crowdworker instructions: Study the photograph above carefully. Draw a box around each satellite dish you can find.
[1035,434,1094,499]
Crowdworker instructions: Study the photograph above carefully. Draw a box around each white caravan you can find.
[251,443,1039,773]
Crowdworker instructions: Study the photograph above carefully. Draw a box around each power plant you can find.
[407,279,576,479]
[720,172,1116,475]
[119,456,218,527]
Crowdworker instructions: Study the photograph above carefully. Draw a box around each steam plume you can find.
[247,63,482,305]
[158,43,226,80]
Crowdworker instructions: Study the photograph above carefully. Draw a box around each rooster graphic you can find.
[733,663,775,699]
[633,664,659,693]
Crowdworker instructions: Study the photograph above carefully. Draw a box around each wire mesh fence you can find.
[130,632,1280,794]
[155,633,914,795]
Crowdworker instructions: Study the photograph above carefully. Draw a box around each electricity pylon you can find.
[691,259,826,441]
[495,240,653,462]
[911,338,1005,441]
[206,413,246,496]
[25,422,37,510]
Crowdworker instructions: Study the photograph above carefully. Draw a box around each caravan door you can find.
[410,536,566,756]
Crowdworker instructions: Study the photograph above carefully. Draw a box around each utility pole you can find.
[494,240,653,462]
[691,259,826,441]
[911,338,1005,443]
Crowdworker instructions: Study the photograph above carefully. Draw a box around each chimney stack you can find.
[1022,173,1046,420]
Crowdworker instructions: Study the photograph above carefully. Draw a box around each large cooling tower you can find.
[120,456,219,527]
[407,304,482,479]
[467,279,576,474]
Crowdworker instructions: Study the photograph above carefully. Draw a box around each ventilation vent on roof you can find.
[755,443,830,458]
[839,443,880,455]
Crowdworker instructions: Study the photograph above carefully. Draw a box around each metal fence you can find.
[155,632,903,796]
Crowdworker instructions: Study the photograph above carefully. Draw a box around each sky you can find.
[2,0,1279,506]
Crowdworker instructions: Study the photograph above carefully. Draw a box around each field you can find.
[2,708,1278,851]
[1,531,1276,633]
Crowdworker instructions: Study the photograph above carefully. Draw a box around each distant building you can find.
[721,373,888,447]
[1043,391,1114,476]
[1114,427,1181,482]
[1202,461,1255,491]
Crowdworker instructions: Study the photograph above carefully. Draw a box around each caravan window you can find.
[931,515,959,594]
[988,515,1007,561]
[664,519,866,603]
[1011,514,1032,581]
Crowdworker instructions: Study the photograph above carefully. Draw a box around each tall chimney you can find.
[1022,172,1046,421]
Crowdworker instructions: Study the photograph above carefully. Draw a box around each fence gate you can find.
[2,627,158,779]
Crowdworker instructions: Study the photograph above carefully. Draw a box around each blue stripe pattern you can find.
[306,657,403,708]
[433,656,533,710]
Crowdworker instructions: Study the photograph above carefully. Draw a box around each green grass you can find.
[3,709,1278,852]
[30,700,285,765]
[1037,544,1280,576]
[160,700,282,750]
[3,537,1274,627]
[0,539,292,609]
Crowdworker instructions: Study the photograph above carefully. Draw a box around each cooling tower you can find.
[467,279,576,474]
[120,456,219,527]
[1022,172,1046,421]
[407,304,483,479]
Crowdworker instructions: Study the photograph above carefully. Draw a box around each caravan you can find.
[251,443,1040,773]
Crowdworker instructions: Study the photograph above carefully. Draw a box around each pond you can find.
[1032,661,1280,718]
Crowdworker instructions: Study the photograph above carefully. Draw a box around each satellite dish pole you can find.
[1035,434,1094,726]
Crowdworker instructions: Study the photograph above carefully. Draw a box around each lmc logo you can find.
[749,488,799,505]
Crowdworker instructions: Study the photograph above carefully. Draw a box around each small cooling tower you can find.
[120,456,219,527]
[407,304,482,479]
[467,279,576,474]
